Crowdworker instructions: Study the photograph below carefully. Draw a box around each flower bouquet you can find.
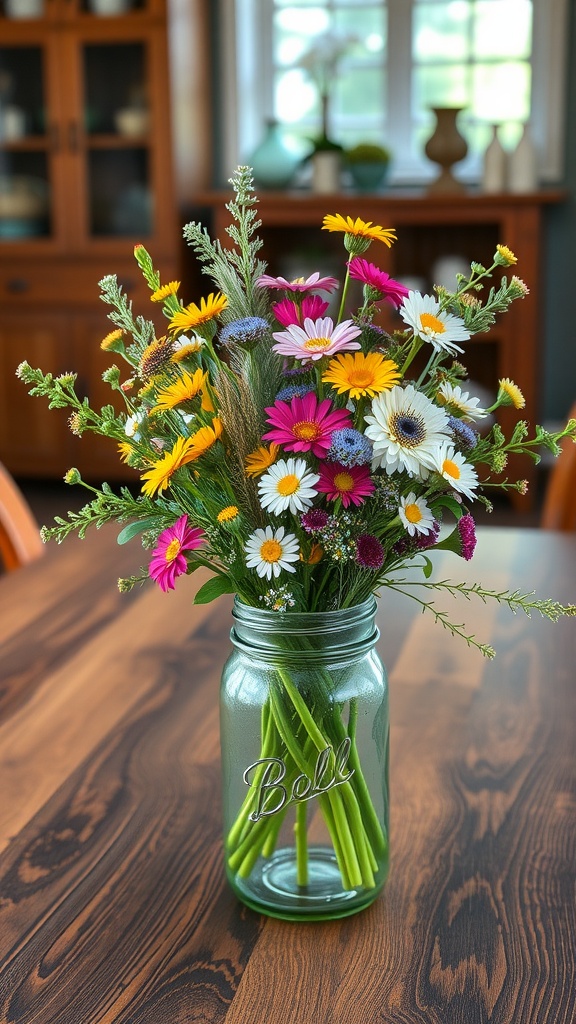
[18,166,576,919]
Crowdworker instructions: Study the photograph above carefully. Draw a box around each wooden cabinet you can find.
[192,189,567,511]
[0,0,179,480]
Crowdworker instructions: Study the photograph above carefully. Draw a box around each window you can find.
[219,0,569,185]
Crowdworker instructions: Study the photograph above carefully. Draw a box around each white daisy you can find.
[399,291,471,355]
[173,332,205,354]
[437,382,487,420]
[431,442,479,500]
[364,384,451,478]
[124,410,147,440]
[399,492,436,536]
[258,458,319,515]
[245,525,300,580]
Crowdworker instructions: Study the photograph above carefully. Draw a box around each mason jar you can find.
[220,597,389,921]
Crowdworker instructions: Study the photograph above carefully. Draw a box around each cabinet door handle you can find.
[5,278,30,294]
[68,122,80,152]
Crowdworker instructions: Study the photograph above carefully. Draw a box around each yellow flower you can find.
[495,244,517,266]
[322,214,396,251]
[498,378,525,409]
[152,369,208,412]
[171,335,205,362]
[100,329,124,352]
[217,505,239,523]
[322,351,401,400]
[300,542,323,565]
[150,281,180,302]
[169,293,228,333]
[140,436,199,496]
[187,417,223,458]
[118,441,133,463]
[245,443,279,477]
[138,337,175,380]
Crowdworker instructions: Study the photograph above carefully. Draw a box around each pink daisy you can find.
[316,462,375,508]
[148,515,205,592]
[272,317,362,362]
[256,271,339,293]
[263,392,353,458]
[348,257,409,308]
[272,295,329,327]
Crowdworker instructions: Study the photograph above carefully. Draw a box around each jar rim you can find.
[232,595,377,634]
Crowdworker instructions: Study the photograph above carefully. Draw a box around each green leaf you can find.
[430,494,464,519]
[193,575,236,605]
[422,556,433,579]
[117,516,159,545]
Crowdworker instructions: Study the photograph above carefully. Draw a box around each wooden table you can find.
[1,525,575,1023]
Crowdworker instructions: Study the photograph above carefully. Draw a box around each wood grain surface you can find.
[0,526,574,1024]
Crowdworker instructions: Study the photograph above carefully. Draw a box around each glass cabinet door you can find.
[0,43,51,240]
[80,39,153,239]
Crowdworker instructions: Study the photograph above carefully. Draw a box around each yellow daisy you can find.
[245,443,279,477]
[100,329,124,351]
[187,417,223,459]
[150,281,180,303]
[118,441,133,462]
[171,335,205,362]
[322,352,401,400]
[140,436,199,496]
[217,505,239,523]
[152,369,207,412]
[169,293,228,334]
[495,244,517,266]
[138,337,175,380]
[498,378,525,409]
[322,214,397,248]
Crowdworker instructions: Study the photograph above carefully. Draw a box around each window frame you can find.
[218,0,569,186]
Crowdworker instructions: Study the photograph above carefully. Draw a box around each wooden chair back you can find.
[540,402,576,531]
[0,463,44,571]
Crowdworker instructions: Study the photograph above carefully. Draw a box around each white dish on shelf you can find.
[88,0,133,15]
[4,0,44,17]
[114,108,149,137]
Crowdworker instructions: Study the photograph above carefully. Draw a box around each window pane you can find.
[413,64,469,113]
[472,61,531,121]
[334,66,385,120]
[413,3,471,62]
[473,1,532,58]
[275,69,317,123]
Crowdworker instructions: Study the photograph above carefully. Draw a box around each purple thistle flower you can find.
[416,520,441,550]
[447,415,479,450]
[275,383,314,403]
[301,508,330,534]
[457,513,477,560]
[355,533,385,570]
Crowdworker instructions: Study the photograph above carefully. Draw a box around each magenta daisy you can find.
[348,257,409,308]
[263,392,353,458]
[273,295,329,327]
[272,317,362,362]
[148,515,205,592]
[256,271,339,293]
[316,462,375,508]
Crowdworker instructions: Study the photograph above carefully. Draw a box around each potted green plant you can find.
[345,143,391,192]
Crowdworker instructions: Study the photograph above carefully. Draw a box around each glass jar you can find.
[220,597,389,921]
